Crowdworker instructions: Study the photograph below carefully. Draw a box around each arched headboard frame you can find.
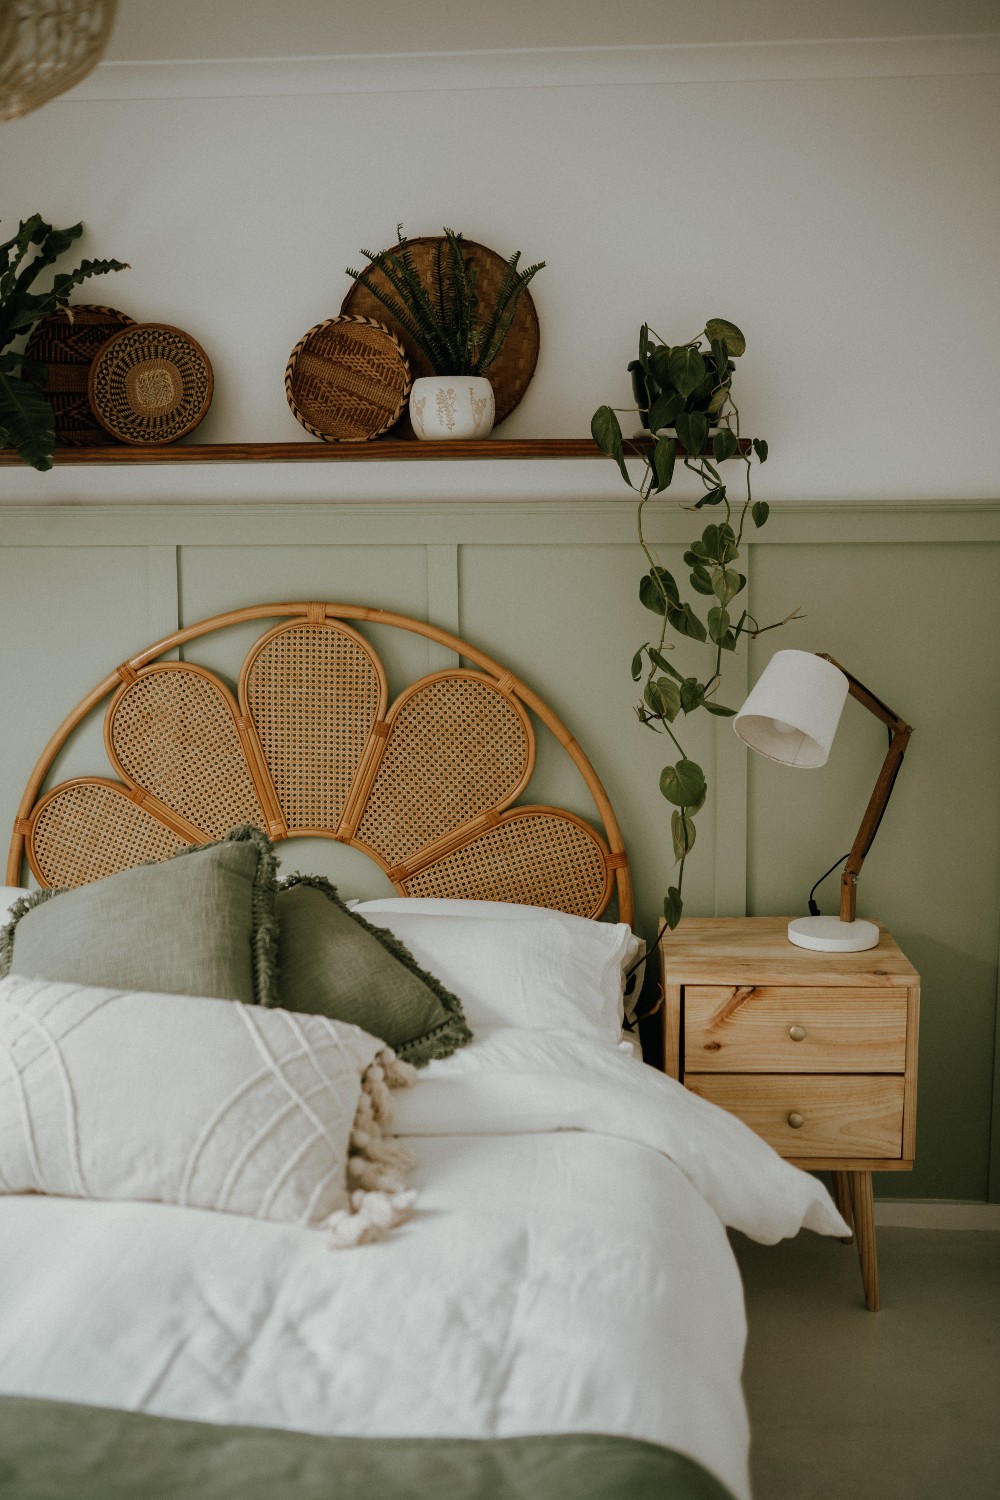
[7,602,633,925]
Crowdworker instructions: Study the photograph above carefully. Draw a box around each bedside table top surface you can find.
[658,916,919,985]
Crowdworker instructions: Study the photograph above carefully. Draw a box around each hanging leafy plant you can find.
[346,226,544,377]
[592,318,799,930]
[0,215,128,471]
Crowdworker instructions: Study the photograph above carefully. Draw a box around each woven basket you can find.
[285,316,411,442]
[24,305,135,446]
[340,237,540,430]
[88,323,214,445]
[0,1,118,122]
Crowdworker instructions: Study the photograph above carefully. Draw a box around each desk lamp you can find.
[733,649,912,952]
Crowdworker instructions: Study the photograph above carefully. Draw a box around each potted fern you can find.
[1,215,127,470]
[346,226,544,440]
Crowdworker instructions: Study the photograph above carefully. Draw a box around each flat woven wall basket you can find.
[340,237,540,428]
[23,304,135,446]
[88,323,214,445]
[285,316,411,442]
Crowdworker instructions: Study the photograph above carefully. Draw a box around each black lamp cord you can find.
[807,852,851,916]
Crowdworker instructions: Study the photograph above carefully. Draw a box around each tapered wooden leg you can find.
[847,1171,880,1312]
[831,1171,854,1243]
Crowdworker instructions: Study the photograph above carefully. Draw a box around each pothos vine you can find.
[591,318,799,930]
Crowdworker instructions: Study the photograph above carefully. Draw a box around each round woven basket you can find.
[340,237,540,431]
[88,323,214,445]
[24,304,136,446]
[285,315,411,443]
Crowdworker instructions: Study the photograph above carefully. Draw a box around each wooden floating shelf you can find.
[0,436,749,467]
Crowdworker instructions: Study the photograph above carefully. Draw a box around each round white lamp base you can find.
[787,916,880,952]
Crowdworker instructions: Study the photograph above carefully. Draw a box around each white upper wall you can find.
[104,0,1000,59]
[1,1,998,503]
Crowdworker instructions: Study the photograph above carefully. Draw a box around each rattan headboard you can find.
[7,602,632,923]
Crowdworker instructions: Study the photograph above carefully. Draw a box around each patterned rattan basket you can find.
[285,315,412,442]
[88,323,214,445]
[340,237,540,429]
[23,304,136,446]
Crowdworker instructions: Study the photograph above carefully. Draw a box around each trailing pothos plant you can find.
[0,215,128,470]
[346,225,544,377]
[592,318,798,931]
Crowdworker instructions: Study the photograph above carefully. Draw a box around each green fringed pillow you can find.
[0,825,279,1007]
[276,875,472,1066]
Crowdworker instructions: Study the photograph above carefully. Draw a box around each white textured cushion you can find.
[0,974,414,1244]
[353,901,641,1045]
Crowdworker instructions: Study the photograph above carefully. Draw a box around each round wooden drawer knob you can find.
[788,1025,807,1042]
[787,1111,805,1129]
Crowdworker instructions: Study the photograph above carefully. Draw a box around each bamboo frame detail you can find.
[7,602,633,924]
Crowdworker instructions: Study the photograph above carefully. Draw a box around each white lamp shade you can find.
[733,650,849,767]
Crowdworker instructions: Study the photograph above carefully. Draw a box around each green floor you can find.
[735,1227,1000,1499]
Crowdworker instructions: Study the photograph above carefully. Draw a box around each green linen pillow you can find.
[0,825,279,1007]
[276,874,472,1066]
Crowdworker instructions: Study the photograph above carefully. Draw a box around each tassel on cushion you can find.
[325,1046,418,1248]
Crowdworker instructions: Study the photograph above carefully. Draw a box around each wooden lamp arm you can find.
[816,654,913,924]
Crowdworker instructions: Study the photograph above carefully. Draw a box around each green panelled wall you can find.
[1,499,997,1201]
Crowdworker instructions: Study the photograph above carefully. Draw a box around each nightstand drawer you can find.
[686,1074,905,1159]
[683,986,908,1073]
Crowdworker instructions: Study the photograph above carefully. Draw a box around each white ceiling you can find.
[104,0,1000,61]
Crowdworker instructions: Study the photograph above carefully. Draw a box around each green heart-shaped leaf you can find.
[660,758,707,807]
[705,319,746,356]
[668,346,707,399]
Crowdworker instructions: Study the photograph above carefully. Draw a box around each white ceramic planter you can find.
[409,375,495,440]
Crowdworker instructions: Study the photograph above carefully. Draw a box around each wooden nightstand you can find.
[658,917,919,1311]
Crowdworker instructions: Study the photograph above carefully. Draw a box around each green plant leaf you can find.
[680,677,704,714]
[0,369,54,470]
[751,500,770,527]
[630,647,645,681]
[694,485,726,509]
[752,437,769,463]
[647,392,682,433]
[651,434,676,491]
[660,758,707,807]
[649,344,673,388]
[703,701,737,716]
[713,567,741,605]
[707,606,731,644]
[663,886,684,929]
[591,405,632,487]
[639,566,679,614]
[712,428,740,462]
[644,677,681,721]
[671,809,697,861]
[666,601,707,643]
[667,346,706,399]
[689,564,715,595]
[705,319,746,356]
[674,409,708,457]
[648,647,683,680]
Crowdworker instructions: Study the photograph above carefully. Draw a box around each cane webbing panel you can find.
[402,811,610,917]
[354,674,531,867]
[28,781,185,889]
[107,667,265,839]
[11,605,631,923]
[242,622,386,832]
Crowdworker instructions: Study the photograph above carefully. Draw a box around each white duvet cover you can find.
[0,1026,848,1500]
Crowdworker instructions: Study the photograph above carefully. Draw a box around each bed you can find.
[0,602,848,1500]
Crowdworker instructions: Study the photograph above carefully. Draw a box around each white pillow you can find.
[354,903,639,1045]
[0,974,415,1247]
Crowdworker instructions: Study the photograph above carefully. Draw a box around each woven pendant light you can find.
[0,0,117,122]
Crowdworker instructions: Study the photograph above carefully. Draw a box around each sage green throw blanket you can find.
[0,1397,737,1500]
